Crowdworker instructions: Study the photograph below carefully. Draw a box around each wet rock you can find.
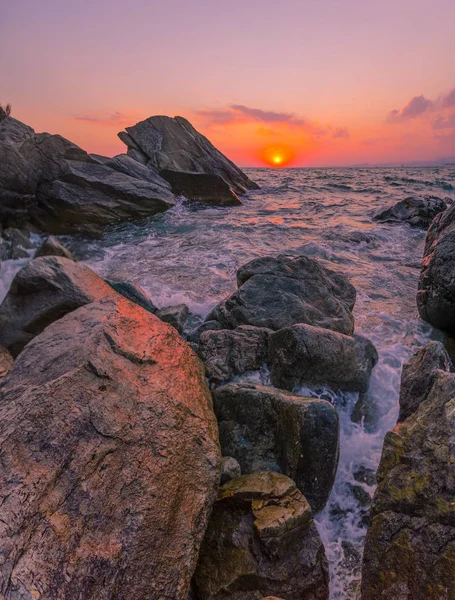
[0,345,13,381]
[35,235,73,259]
[398,340,452,422]
[120,115,259,194]
[0,295,220,599]
[192,472,329,600]
[361,348,455,600]
[8,246,29,260]
[160,169,242,206]
[213,383,339,512]
[0,256,114,356]
[374,195,447,228]
[106,280,157,314]
[350,391,378,432]
[207,254,356,334]
[268,323,378,393]
[3,227,34,250]
[417,203,455,334]
[187,320,223,344]
[198,325,271,383]
[220,456,241,485]
[353,466,376,487]
[156,304,189,334]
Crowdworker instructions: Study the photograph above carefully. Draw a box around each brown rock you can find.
[35,235,73,259]
[0,295,220,599]
[0,345,13,380]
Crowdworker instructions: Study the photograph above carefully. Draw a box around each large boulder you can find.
[213,383,339,512]
[207,255,356,334]
[417,203,455,334]
[0,295,220,599]
[0,142,38,227]
[0,256,115,356]
[104,153,172,189]
[374,195,447,229]
[160,169,242,206]
[0,115,35,145]
[361,344,455,600]
[120,115,259,194]
[198,325,271,383]
[268,323,378,392]
[192,472,329,600]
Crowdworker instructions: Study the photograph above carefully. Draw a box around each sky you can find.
[1,0,455,167]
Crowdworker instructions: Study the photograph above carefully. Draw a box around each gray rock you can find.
[374,195,447,228]
[0,345,13,381]
[157,304,190,333]
[0,116,35,145]
[120,115,259,194]
[213,383,339,512]
[268,323,378,393]
[0,256,115,356]
[187,320,222,344]
[0,142,38,228]
[198,325,271,383]
[192,472,329,600]
[160,169,242,206]
[220,456,241,485]
[3,227,34,250]
[104,154,171,190]
[105,280,157,314]
[35,235,73,259]
[207,255,356,334]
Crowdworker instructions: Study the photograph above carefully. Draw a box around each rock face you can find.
[220,456,241,485]
[198,326,271,383]
[213,383,339,512]
[35,235,73,259]
[0,256,114,356]
[207,255,356,334]
[0,295,220,599]
[0,142,38,227]
[192,472,329,600]
[374,195,447,228]
[417,203,455,334]
[0,115,35,145]
[120,115,259,194]
[160,169,242,206]
[156,304,189,333]
[268,323,378,392]
[106,280,158,314]
[361,343,455,600]
[0,346,13,381]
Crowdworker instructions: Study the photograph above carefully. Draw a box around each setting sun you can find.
[260,145,295,167]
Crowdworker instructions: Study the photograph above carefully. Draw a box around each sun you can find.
[260,145,295,167]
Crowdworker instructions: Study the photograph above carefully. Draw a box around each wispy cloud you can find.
[387,86,455,125]
[433,112,455,130]
[387,95,434,122]
[74,110,142,127]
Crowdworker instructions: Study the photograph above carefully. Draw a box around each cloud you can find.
[74,110,141,126]
[229,105,307,127]
[433,112,455,130]
[387,95,434,122]
[332,127,350,139]
[442,87,455,107]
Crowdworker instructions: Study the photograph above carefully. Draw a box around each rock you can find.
[198,325,271,383]
[213,383,339,512]
[0,142,38,228]
[220,456,241,485]
[105,280,157,314]
[398,341,452,422]
[192,472,329,600]
[8,246,29,260]
[374,195,447,228]
[0,345,13,380]
[120,115,259,194]
[207,255,356,334]
[187,320,223,344]
[0,295,220,599]
[104,153,172,190]
[157,304,189,334]
[0,115,35,145]
[351,391,377,431]
[0,256,115,356]
[417,203,455,334]
[3,227,34,249]
[160,169,242,206]
[361,349,455,600]
[35,235,73,259]
[268,323,378,393]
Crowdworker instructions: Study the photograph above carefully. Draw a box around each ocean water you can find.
[2,166,454,597]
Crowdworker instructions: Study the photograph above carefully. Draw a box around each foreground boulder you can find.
[0,256,114,356]
[192,472,329,600]
[417,203,455,334]
[207,255,356,334]
[374,195,447,228]
[0,295,220,599]
[213,383,339,512]
[268,323,378,392]
[120,115,259,195]
[361,342,455,599]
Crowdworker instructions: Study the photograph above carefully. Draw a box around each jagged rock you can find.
[0,256,115,356]
[157,304,189,334]
[220,456,241,485]
[8,246,29,260]
[417,203,455,334]
[105,280,157,314]
[213,383,339,512]
[0,115,35,145]
[268,323,378,392]
[0,345,13,380]
[35,235,73,259]
[3,227,34,250]
[187,320,223,344]
[104,154,172,190]
[120,116,259,194]
[374,195,447,228]
[361,346,455,600]
[198,325,271,383]
[207,255,356,334]
[192,472,329,600]
[160,169,242,206]
[0,142,38,228]
[0,295,220,599]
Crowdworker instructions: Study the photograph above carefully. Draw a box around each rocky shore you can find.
[0,109,454,598]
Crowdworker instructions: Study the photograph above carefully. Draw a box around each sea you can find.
[2,166,454,598]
